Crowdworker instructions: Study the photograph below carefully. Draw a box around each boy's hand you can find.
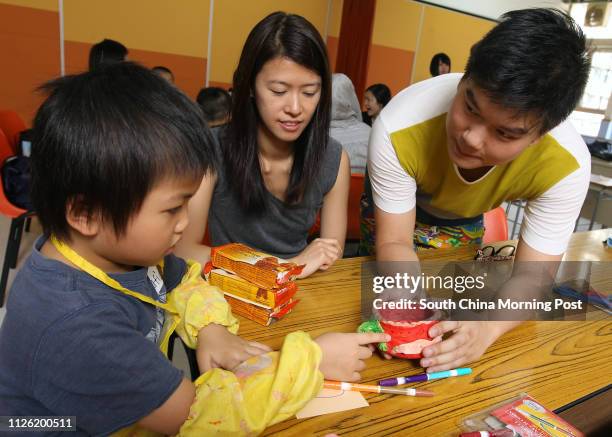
[419,321,501,372]
[196,324,271,373]
[315,332,391,381]
[293,238,342,278]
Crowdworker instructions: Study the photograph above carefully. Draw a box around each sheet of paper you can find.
[296,388,369,419]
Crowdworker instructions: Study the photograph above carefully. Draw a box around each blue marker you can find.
[379,368,472,386]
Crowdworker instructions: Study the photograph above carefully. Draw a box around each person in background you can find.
[429,52,451,77]
[88,38,128,71]
[330,73,370,174]
[196,87,232,127]
[0,62,388,436]
[176,12,350,279]
[362,83,391,127]
[152,65,175,84]
[359,82,391,254]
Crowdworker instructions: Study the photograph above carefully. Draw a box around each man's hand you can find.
[419,321,504,372]
[196,324,271,373]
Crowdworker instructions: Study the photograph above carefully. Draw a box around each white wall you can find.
[419,0,567,21]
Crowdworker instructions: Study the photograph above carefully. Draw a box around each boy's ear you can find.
[65,198,101,237]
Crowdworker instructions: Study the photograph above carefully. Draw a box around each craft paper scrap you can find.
[296,388,369,419]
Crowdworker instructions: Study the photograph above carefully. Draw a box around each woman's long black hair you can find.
[223,11,331,212]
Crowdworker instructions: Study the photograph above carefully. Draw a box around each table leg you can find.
[574,215,580,232]
[589,190,603,230]
[511,200,523,239]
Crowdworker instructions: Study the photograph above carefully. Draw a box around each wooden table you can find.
[238,229,612,436]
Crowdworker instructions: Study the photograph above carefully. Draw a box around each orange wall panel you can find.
[207,81,232,90]
[209,0,329,85]
[63,41,89,75]
[328,0,343,37]
[366,45,414,98]
[371,0,421,51]
[64,41,206,101]
[0,3,60,125]
[413,5,494,83]
[0,0,57,11]
[130,49,206,101]
[63,0,209,59]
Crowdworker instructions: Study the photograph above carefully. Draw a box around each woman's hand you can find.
[292,238,342,278]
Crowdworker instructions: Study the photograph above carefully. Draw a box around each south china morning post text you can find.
[360,261,599,321]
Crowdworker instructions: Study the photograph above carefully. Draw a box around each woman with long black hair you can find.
[177,12,350,278]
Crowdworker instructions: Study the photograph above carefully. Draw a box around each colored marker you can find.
[518,410,575,436]
[323,380,434,397]
[459,429,517,437]
[378,368,472,386]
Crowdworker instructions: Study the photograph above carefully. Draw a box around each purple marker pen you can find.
[378,368,472,386]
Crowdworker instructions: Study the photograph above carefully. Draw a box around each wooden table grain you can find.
[238,229,612,436]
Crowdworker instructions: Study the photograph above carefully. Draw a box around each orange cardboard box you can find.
[210,243,304,289]
[224,294,300,326]
[209,269,297,308]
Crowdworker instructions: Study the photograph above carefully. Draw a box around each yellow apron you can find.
[50,236,323,436]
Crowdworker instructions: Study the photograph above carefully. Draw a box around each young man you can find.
[367,9,591,371]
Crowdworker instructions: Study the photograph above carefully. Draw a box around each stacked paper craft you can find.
[207,243,303,326]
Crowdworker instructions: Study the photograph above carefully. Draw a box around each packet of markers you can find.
[204,243,303,326]
[460,393,584,437]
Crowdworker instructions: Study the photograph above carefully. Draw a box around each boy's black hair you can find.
[31,62,215,241]
[366,83,391,107]
[429,52,451,76]
[196,87,232,124]
[88,39,128,71]
[464,8,591,134]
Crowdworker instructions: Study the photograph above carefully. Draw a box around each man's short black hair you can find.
[32,62,215,240]
[88,38,128,71]
[465,8,591,134]
[196,87,231,124]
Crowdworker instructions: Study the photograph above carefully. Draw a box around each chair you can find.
[505,199,525,239]
[0,130,34,307]
[0,110,27,155]
[483,206,509,244]
[308,213,321,238]
[347,173,365,240]
[201,225,211,246]
[167,332,200,381]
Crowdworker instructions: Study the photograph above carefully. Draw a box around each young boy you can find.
[0,63,387,436]
[365,9,591,371]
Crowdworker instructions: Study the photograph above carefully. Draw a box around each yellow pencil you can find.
[324,380,434,397]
